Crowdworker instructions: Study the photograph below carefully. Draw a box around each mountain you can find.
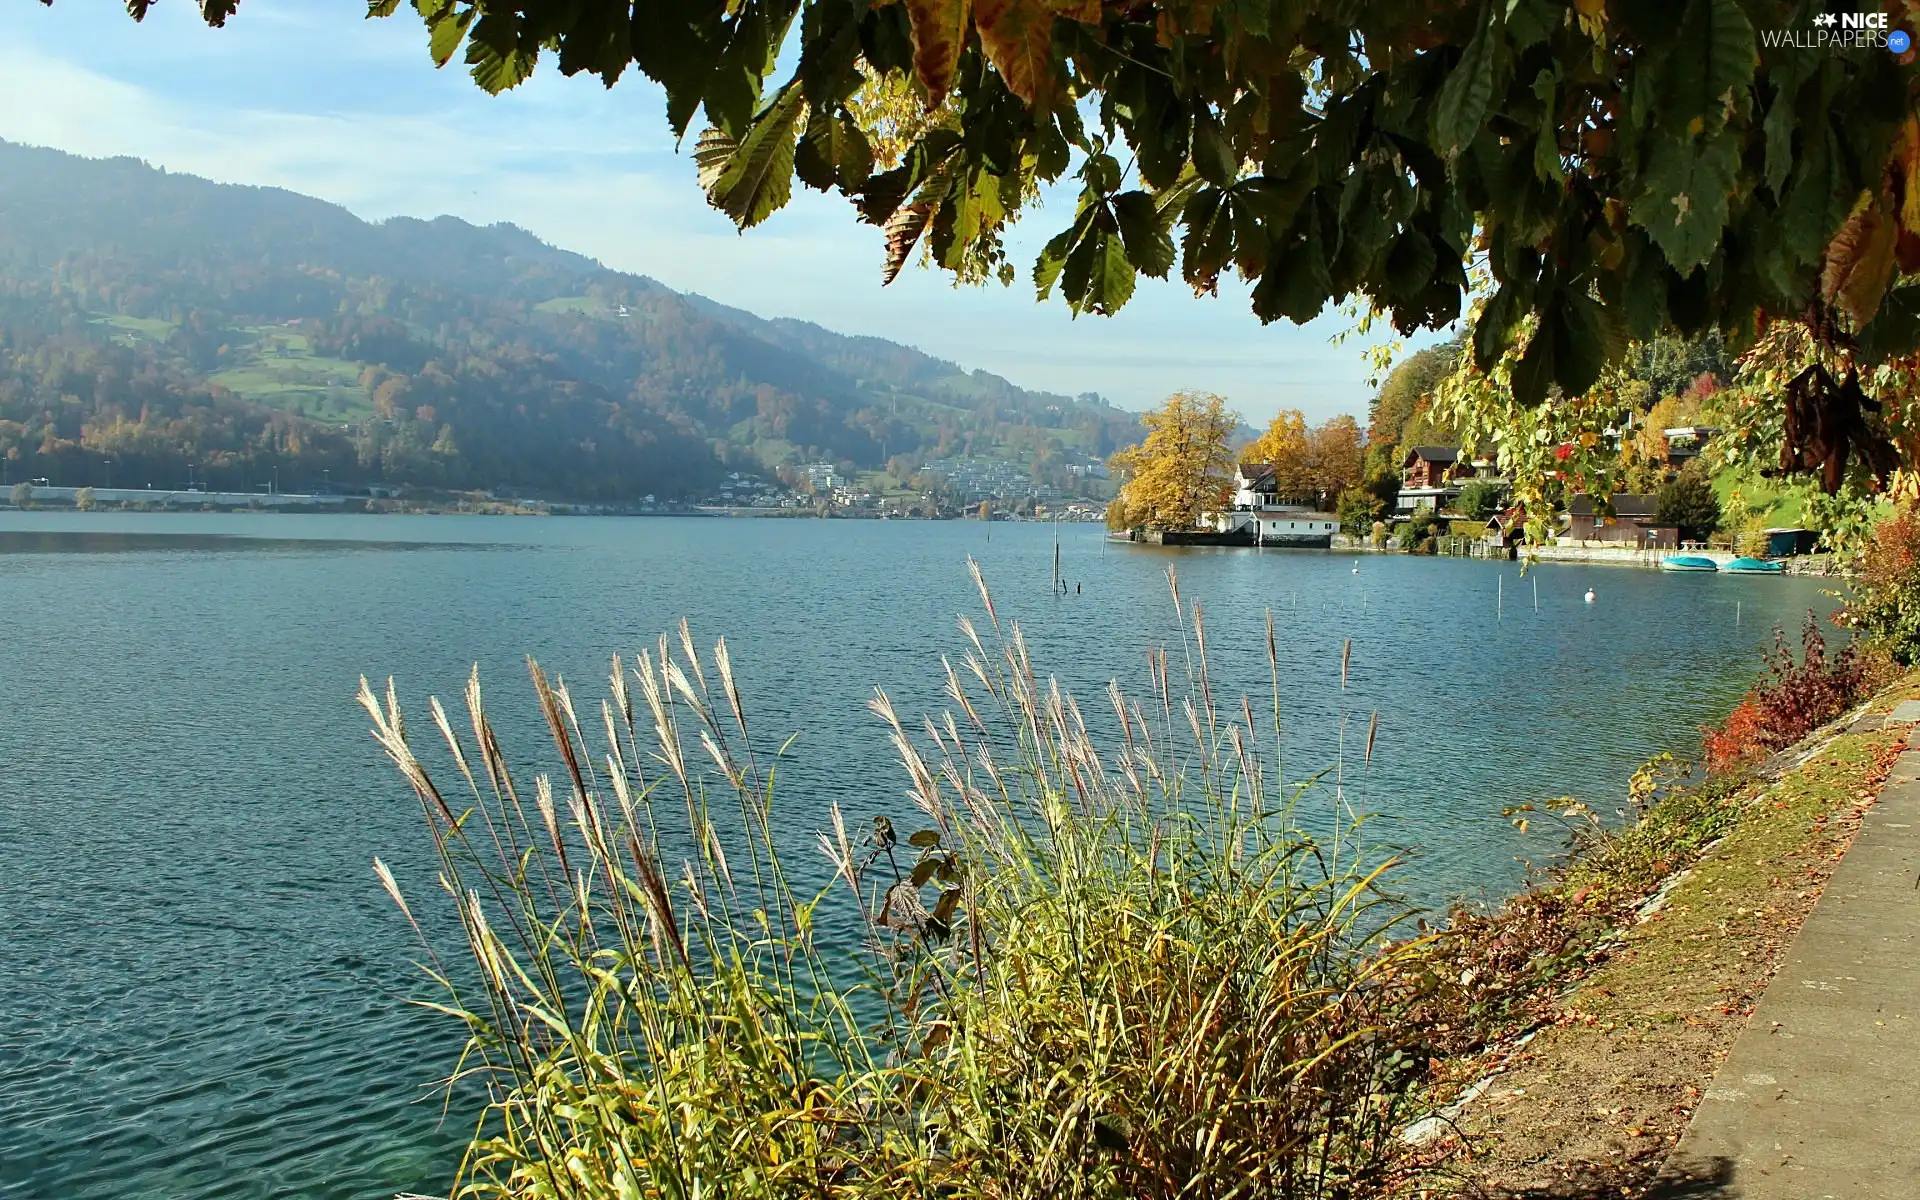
[0,140,1138,501]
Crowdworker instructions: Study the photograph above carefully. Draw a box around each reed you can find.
[364,563,1432,1200]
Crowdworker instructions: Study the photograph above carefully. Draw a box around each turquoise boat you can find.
[1723,556,1786,575]
[1660,555,1719,572]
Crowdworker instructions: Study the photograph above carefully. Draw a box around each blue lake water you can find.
[0,511,1841,1198]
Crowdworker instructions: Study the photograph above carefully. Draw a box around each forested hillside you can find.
[0,141,1138,500]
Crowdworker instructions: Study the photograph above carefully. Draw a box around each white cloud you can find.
[0,2,1438,422]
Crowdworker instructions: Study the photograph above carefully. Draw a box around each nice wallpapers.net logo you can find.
[1761,10,1913,52]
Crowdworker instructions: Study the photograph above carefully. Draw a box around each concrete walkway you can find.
[1652,712,1920,1198]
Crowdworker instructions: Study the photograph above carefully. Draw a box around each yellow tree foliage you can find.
[1244,410,1309,497]
[1308,415,1365,504]
[1625,393,1705,486]
[1107,391,1239,530]
[1243,411,1364,505]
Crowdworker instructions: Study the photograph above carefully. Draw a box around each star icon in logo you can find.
[1813,11,1838,25]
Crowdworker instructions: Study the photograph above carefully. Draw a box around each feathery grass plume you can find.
[367,562,1435,1199]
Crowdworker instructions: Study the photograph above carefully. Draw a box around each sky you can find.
[0,2,1443,423]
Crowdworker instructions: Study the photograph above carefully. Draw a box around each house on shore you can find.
[1397,445,1502,515]
[1204,462,1338,547]
[1561,493,1679,549]
[1484,505,1530,556]
[1661,425,1721,470]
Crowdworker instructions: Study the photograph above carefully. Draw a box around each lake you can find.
[0,511,1840,1199]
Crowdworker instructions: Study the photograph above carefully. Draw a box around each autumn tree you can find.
[1368,340,1463,450]
[1243,409,1307,491]
[1107,391,1238,530]
[1623,392,1705,487]
[1307,414,1365,504]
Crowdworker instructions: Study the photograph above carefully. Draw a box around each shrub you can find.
[1396,510,1438,550]
[1451,479,1503,521]
[363,567,1434,1200]
[1338,486,1381,535]
[1701,614,1881,770]
[1733,514,1771,558]
[1654,465,1721,541]
[1838,503,1920,663]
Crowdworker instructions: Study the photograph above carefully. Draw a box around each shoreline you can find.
[2,501,1106,523]
[1397,673,1920,1195]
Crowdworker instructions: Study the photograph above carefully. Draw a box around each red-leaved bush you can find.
[1702,615,1882,771]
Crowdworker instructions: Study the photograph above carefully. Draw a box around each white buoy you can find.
[1584,588,1596,604]
[1352,565,1360,574]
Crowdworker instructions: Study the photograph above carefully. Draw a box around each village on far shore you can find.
[1117,423,1827,571]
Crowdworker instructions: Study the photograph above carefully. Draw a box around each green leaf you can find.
[1550,291,1606,397]
[1762,89,1796,198]
[632,0,728,136]
[796,109,861,192]
[1502,0,1556,50]
[1180,187,1232,293]
[1192,105,1237,188]
[1472,283,1520,371]
[1081,151,1122,195]
[706,2,782,137]
[1780,123,1844,265]
[1080,232,1138,316]
[701,84,806,230]
[907,829,941,847]
[1530,69,1564,183]
[468,37,537,94]
[1509,323,1555,406]
[1060,223,1102,307]
[1135,80,1193,190]
[1856,283,1920,364]
[1629,131,1740,273]
[425,4,472,68]
[1037,199,1100,299]
[1433,12,1497,154]
[1035,225,1076,299]
[1250,211,1330,324]
[1665,0,1756,128]
[1113,191,1175,278]
[1382,230,1437,300]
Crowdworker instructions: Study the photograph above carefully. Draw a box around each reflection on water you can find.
[0,510,1844,1199]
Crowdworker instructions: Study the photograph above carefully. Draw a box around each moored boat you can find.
[1660,555,1719,572]
[1722,556,1786,575]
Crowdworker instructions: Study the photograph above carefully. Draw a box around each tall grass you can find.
[362,563,1432,1200]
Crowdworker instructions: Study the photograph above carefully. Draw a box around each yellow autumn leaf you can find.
[902,0,972,108]
[975,0,1055,109]
[1822,190,1899,327]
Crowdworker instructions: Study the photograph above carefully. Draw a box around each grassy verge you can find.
[1398,683,1916,1198]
